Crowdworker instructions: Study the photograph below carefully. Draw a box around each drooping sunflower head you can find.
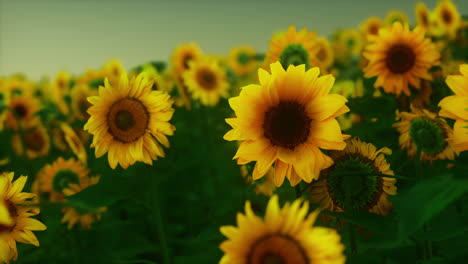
[183,56,229,106]
[313,37,334,71]
[360,16,384,37]
[309,138,397,215]
[385,10,409,26]
[438,64,468,152]
[35,157,89,201]
[394,106,458,161]
[12,121,50,160]
[84,72,176,169]
[224,62,349,187]
[264,25,319,70]
[60,122,87,165]
[171,43,203,75]
[0,172,46,263]
[415,2,431,30]
[61,175,107,230]
[363,22,440,96]
[228,46,259,76]
[219,195,346,264]
[434,0,461,38]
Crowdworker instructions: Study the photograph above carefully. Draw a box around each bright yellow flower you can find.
[71,84,96,122]
[171,43,204,76]
[363,22,440,96]
[360,17,383,37]
[224,62,349,187]
[227,46,259,76]
[60,123,87,164]
[338,29,363,56]
[103,59,125,85]
[219,195,346,264]
[434,0,461,38]
[4,91,41,130]
[314,37,334,71]
[438,64,468,152]
[385,10,409,26]
[84,72,176,169]
[415,2,431,30]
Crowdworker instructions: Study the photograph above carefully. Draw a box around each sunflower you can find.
[173,73,192,110]
[438,64,468,152]
[183,57,229,106]
[50,71,72,115]
[434,0,461,38]
[35,157,89,201]
[415,2,431,30]
[309,138,397,216]
[171,43,204,76]
[76,68,107,88]
[61,175,107,229]
[224,62,349,187]
[84,72,176,169]
[228,46,259,76]
[338,29,363,56]
[4,91,41,130]
[394,105,458,161]
[219,195,346,264]
[11,122,50,160]
[360,17,383,37]
[313,37,334,72]
[363,22,440,96]
[264,25,319,70]
[0,172,46,264]
[384,10,409,26]
[103,59,125,85]
[71,84,96,122]
[60,123,87,164]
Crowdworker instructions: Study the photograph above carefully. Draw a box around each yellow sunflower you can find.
[363,22,440,96]
[224,62,349,187]
[35,157,89,201]
[338,29,363,56]
[183,57,229,106]
[76,68,107,88]
[434,0,461,38]
[60,123,87,164]
[4,91,41,130]
[394,105,458,161]
[438,64,468,152]
[264,25,319,70]
[51,71,71,115]
[84,72,176,169]
[11,122,50,160]
[103,59,125,85]
[71,84,96,122]
[309,138,397,216]
[61,175,107,229]
[228,46,259,76]
[173,72,192,110]
[360,17,383,38]
[0,172,46,264]
[219,195,346,264]
[171,43,204,76]
[415,2,431,30]
[314,37,334,72]
[385,10,409,26]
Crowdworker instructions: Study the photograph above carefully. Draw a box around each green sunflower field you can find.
[0,1,468,264]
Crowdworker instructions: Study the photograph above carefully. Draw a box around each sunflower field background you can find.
[1,0,468,263]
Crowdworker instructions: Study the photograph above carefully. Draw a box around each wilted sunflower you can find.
[183,57,229,106]
[224,62,349,187]
[394,105,458,161]
[360,16,383,37]
[61,175,107,229]
[385,10,409,26]
[12,122,50,160]
[363,22,440,96]
[171,43,203,76]
[227,46,259,77]
[84,72,176,169]
[415,2,431,30]
[0,172,46,264]
[34,157,89,201]
[438,64,468,152]
[309,138,397,216]
[314,37,334,72]
[219,195,345,264]
[434,0,461,38]
[264,25,319,70]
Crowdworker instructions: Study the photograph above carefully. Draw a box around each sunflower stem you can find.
[415,148,433,260]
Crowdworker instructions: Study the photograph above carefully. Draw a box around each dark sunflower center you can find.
[279,44,310,69]
[13,104,28,119]
[369,24,379,35]
[107,98,149,143]
[183,54,193,70]
[386,44,416,74]
[0,201,17,233]
[78,98,90,117]
[409,118,446,155]
[248,234,309,264]
[316,47,327,62]
[263,101,311,149]
[25,129,45,151]
[346,38,355,48]
[237,52,251,65]
[196,69,217,90]
[52,169,80,194]
[442,9,452,24]
[326,156,382,210]
[421,12,429,26]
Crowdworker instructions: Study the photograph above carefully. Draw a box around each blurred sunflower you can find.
[415,2,431,30]
[314,37,334,72]
[394,105,458,161]
[385,10,409,26]
[309,138,397,216]
[264,25,319,70]
[103,59,125,85]
[438,64,468,152]
[4,91,41,130]
[61,175,107,229]
[76,68,106,88]
[227,46,259,76]
[173,73,192,110]
[12,122,50,160]
[363,22,440,96]
[60,123,87,164]
[70,84,96,122]
[338,29,363,56]
[360,16,383,37]
[0,172,46,264]
[219,195,345,264]
[434,0,461,38]
[183,57,229,106]
[224,62,349,187]
[51,71,71,116]
[171,43,203,76]
[34,157,89,201]
[84,72,176,169]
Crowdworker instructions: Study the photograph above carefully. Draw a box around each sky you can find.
[0,0,467,79]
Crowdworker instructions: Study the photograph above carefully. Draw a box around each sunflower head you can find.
[12,121,50,160]
[4,91,41,130]
[434,0,461,38]
[415,2,431,30]
[60,122,87,164]
[219,195,346,264]
[313,37,334,71]
[360,16,383,37]
[71,84,96,122]
[225,62,349,187]
[84,72,176,169]
[228,46,259,76]
[103,59,125,85]
[385,10,409,26]
[171,43,203,76]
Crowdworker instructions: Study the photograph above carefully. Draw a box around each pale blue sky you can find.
[0,0,467,79]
